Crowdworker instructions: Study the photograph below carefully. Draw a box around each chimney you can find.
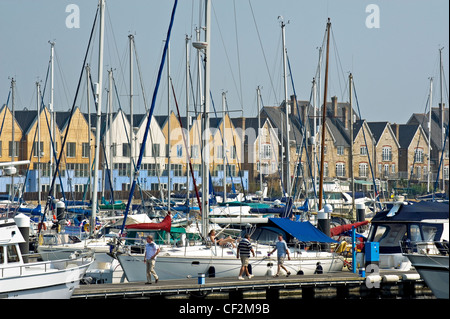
[290,95,297,117]
[392,123,399,141]
[332,96,338,119]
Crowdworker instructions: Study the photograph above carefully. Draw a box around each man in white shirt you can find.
[144,235,160,284]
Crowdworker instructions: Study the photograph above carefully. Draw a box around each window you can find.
[122,143,131,157]
[359,163,368,177]
[33,141,44,157]
[262,144,271,159]
[82,143,90,158]
[391,164,396,173]
[216,146,223,159]
[152,143,160,157]
[337,146,344,156]
[414,148,424,163]
[66,142,76,158]
[191,145,199,159]
[444,166,449,180]
[384,164,389,177]
[382,146,392,161]
[176,145,183,158]
[171,164,184,176]
[230,146,237,159]
[7,245,20,263]
[8,141,19,157]
[336,163,345,177]
[115,163,129,176]
[324,162,329,177]
[360,145,368,155]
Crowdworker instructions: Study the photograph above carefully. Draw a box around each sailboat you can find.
[116,4,344,282]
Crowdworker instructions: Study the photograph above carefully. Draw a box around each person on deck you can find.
[237,233,255,280]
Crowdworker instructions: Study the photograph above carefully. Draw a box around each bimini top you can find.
[268,218,337,243]
[371,201,449,223]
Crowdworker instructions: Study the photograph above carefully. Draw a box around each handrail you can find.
[400,240,449,256]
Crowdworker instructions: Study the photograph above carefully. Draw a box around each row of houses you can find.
[0,95,448,201]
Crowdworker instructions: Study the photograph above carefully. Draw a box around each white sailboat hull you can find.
[117,245,344,282]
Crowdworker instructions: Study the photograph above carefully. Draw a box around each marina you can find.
[0,0,449,303]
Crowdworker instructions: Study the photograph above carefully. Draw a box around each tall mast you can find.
[281,18,290,196]
[318,18,331,211]
[167,42,171,213]
[439,48,445,193]
[86,65,93,200]
[349,73,355,219]
[91,0,105,236]
[49,41,55,198]
[427,77,433,192]
[257,86,262,194]
[185,34,191,206]
[202,0,211,238]
[129,34,135,188]
[222,91,226,202]
[37,81,42,206]
[11,78,15,205]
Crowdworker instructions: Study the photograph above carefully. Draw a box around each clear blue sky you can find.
[0,0,448,125]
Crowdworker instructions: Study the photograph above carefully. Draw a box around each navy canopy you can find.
[268,218,337,243]
[372,201,449,223]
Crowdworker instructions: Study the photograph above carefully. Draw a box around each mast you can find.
[86,65,93,200]
[427,77,433,192]
[91,0,105,236]
[36,81,42,206]
[129,34,135,188]
[318,18,331,211]
[222,91,226,202]
[11,78,15,208]
[185,34,191,206]
[439,48,445,193]
[202,0,211,238]
[280,18,290,196]
[257,86,262,194]
[349,73,355,219]
[49,41,56,198]
[167,42,171,213]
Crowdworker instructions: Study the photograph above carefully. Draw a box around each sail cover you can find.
[268,218,337,243]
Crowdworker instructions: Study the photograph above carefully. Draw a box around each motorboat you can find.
[115,217,344,282]
[356,200,449,270]
[0,214,93,299]
[402,241,449,299]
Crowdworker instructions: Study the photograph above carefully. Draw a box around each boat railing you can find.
[400,240,449,256]
[0,250,93,278]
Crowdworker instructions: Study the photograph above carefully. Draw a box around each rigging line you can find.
[352,78,380,209]
[248,0,278,103]
[330,27,347,101]
[120,0,180,235]
[286,53,318,205]
[169,76,202,217]
[40,5,99,230]
[211,2,243,107]
[233,0,244,109]
[54,48,72,110]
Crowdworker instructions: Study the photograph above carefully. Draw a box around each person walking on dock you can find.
[237,233,255,280]
[144,235,160,284]
[268,234,291,277]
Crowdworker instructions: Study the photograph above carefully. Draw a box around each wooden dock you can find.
[72,270,432,300]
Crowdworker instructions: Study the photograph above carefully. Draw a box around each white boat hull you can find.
[0,257,93,299]
[117,246,344,282]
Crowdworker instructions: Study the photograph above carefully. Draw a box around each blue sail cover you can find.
[268,218,337,243]
[371,201,449,222]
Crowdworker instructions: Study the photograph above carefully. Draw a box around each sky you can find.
[0,0,448,125]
